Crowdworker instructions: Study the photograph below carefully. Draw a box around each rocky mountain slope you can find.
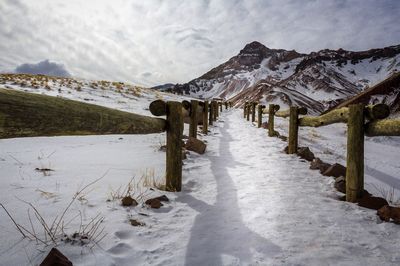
[331,71,400,116]
[174,41,400,114]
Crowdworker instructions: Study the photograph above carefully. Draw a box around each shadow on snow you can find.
[178,114,281,265]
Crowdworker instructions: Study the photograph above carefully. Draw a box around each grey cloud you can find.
[141,72,152,77]
[0,0,399,86]
[15,60,71,77]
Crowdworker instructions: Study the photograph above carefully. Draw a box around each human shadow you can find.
[178,115,281,265]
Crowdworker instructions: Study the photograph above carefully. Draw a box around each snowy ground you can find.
[272,115,400,204]
[1,107,400,265]
[1,75,400,265]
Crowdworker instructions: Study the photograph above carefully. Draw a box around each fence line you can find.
[150,99,231,191]
[244,101,400,202]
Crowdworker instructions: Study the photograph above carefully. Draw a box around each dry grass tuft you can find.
[0,175,107,248]
[369,183,400,206]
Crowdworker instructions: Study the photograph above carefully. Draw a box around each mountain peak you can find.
[239,41,269,55]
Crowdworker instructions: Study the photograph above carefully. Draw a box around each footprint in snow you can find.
[107,242,132,256]
[114,230,135,240]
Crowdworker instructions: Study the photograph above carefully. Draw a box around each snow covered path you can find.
[178,109,400,265]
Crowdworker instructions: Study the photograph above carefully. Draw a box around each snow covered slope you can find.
[174,41,400,114]
[0,74,188,116]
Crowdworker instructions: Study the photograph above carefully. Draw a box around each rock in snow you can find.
[185,137,207,154]
[40,248,72,266]
[322,163,347,178]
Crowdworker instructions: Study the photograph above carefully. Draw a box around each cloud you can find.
[0,0,399,86]
[15,60,71,77]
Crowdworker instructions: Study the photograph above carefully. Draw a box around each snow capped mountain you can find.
[174,41,400,114]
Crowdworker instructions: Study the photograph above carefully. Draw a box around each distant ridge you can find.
[173,41,400,114]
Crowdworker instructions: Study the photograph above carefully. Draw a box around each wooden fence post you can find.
[244,102,248,118]
[203,100,209,134]
[288,106,299,154]
[214,101,218,121]
[209,101,214,126]
[166,101,183,192]
[268,104,276,137]
[251,102,256,122]
[257,104,265,128]
[246,104,250,121]
[346,104,365,202]
[225,102,228,110]
[189,100,198,138]
[219,102,223,112]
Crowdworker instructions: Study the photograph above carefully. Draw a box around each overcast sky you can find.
[1,0,399,86]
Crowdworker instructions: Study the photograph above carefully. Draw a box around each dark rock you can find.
[154,195,169,202]
[357,195,389,210]
[145,198,163,209]
[297,147,315,162]
[310,158,331,173]
[322,163,346,178]
[334,176,346,193]
[121,196,138,207]
[377,205,400,223]
[130,219,145,226]
[40,248,72,266]
[185,137,207,154]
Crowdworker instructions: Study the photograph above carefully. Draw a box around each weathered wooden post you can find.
[257,104,265,128]
[203,100,209,134]
[244,102,248,118]
[166,102,183,191]
[225,102,228,110]
[268,104,278,137]
[251,102,256,122]
[189,100,198,138]
[346,104,365,202]
[149,100,183,191]
[209,101,214,126]
[246,103,251,121]
[213,101,218,121]
[219,102,223,112]
[288,106,299,154]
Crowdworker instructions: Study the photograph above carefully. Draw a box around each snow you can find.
[335,55,400,88]
[273,115,400,203]
[2,94,400,265]
[1,75,400,265]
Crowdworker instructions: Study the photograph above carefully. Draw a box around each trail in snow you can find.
[178,109,400,265]
[180,116,280,265]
